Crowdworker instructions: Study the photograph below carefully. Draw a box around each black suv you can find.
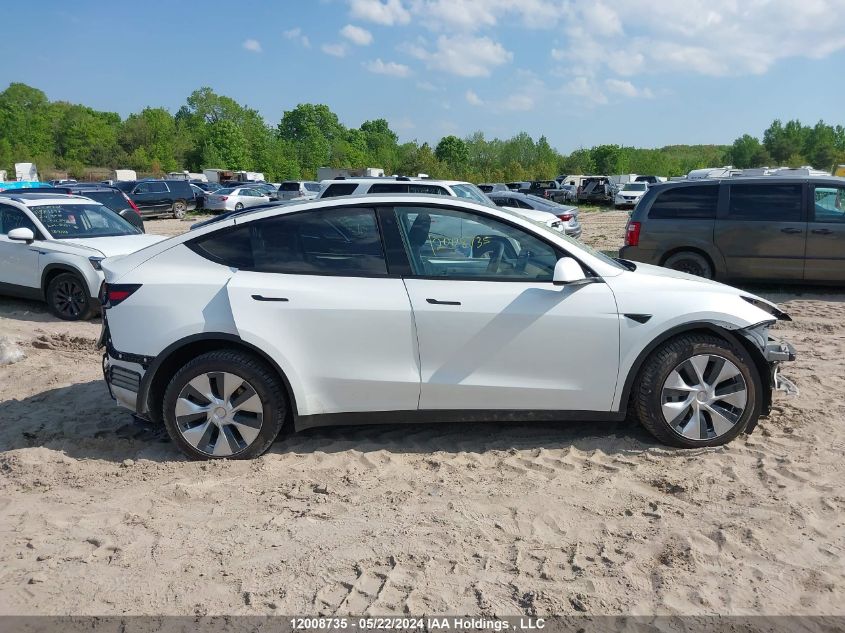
[113,179,195,218]
[620,176,845,283]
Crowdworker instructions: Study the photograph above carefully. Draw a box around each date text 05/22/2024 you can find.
[289,617,548,631]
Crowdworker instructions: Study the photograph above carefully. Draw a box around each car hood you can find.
[58,234,167,257]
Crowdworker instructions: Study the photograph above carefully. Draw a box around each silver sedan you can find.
[488,191,582,239]
[204,187,271,213]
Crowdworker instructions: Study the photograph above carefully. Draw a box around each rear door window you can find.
[648,186,718,219]
[191,207,388,276]
[321,183,358,198]
[728,184,803,221]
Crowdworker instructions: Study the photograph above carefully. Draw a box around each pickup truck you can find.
[521,180,576,203]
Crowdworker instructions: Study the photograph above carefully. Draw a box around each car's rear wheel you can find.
[46,272,94,321]
[162,350,286,460]
[234,202,244,211]
[633,334,761,447]
[172,200,187,219]
[663,251,713,279]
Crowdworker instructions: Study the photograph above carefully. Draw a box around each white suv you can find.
[319,177,492,205]
[0,193,165,319]
[99,194,796,460]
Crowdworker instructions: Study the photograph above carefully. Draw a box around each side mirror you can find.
[553,257,587,286]
[8,227,35,243]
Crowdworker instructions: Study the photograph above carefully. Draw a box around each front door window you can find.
[393,206,558,280]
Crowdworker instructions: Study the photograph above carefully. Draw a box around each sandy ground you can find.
[0,211,843,616]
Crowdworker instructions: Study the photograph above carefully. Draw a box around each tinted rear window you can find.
[79,190,128,211]
[190,207,387,276]
[321,183,358,198]
[727,184,803,222]
[648,186,718,219]
[281,182,301,191]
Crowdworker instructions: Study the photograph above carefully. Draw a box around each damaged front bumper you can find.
[737,319,798,425]
[766,339,799,396]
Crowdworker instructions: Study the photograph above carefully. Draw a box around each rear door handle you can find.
[812,228,834,235]
[252,295,289,302]
[780,227,803,234]
[426,298,461,306]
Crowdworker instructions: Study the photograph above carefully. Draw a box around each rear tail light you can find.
[557,213,573,222]
[625,221,642,247]
[220,196,228,201]
[122,192,141,215]
[103,284,141,308]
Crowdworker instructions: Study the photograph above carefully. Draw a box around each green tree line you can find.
[1,82,843,183]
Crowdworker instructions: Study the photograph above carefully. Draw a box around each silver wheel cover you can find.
[175,372,264,456]
[661,354,748,440]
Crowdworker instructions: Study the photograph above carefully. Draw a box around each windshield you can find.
[623,183,647,191]
[31,203,140,238]
[451,183,493,205]
[214,188,235,195]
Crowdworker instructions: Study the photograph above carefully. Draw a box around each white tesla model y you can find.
[99,195,796,460]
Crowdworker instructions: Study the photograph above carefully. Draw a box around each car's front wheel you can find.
[162,350,287,460]
[633,334,761,447]
[46,272,94,321]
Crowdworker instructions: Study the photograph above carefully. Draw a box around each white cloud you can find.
[465,89,535,112]
[605,78,654,99]
[349,0,411,25]
[322,43,349,57]
[416,80,437,91]
[242,39,262,53]
[341,24,374,46]
[283,27,311,48]
[411,35,512,77]
[364,58,412,77]
[552,0,845,79]
[407,0,566,31]
[501,94,534,111]
[564,76,608,105]
[465,90,484,106]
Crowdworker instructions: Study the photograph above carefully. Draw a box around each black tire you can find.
[162,350,287,460]
[663,251,713,279]
[172,199,187,219]
[46,272,94,321]
[632,333,762,448]
[234,202,244,211]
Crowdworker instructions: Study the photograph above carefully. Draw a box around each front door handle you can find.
[426,298,461,306]
[252,295,289,302]
[812,228,834,235]
[780,227,803,234]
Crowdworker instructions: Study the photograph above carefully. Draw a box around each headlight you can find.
[89,256,104,271]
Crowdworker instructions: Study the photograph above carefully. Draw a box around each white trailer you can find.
[112,169,137,182]
[317,167,384,181]
[15,162,38,181]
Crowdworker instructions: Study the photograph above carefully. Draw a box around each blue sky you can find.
[1,0,844,153]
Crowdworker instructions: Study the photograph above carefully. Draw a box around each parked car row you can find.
[479,181,577,204]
